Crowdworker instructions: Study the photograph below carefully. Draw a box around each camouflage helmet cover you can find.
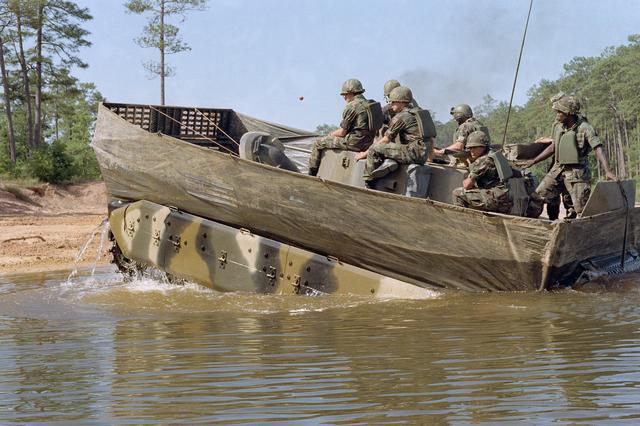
[388,86,412,103]
[450,104,473,121]
[383,79,401,97]
[340,78,365,95]
[552,95,580,115]
[465,130,490,149]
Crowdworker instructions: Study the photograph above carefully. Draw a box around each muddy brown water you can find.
[2,267,640,424]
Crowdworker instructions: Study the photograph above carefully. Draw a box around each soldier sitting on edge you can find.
[308,79,376,176]
[452,131,512,214]
[355,86,428,184]
[381,79,420,133]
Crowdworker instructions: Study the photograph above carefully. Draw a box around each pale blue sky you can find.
[74,0,640,130]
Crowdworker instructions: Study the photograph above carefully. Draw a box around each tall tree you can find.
[10,0,35,149]
[33,0,92,147]
[0,5,17,163]
[125,0,207,105]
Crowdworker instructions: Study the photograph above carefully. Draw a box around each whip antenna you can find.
[501,0,534,148]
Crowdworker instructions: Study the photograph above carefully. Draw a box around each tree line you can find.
[0,0,102,183]
[0,0,206,184]
[436,34,640,182]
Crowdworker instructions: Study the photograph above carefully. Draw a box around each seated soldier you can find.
[452,131,512,214]
[355,86,427,183]
[434,104,490,168]
[381,79,420,135]
[308,78,375,176]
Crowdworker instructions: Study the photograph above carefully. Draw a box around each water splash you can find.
[67,218,109,282]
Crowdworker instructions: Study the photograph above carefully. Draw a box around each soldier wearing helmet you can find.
[451,131,513,213]
[433,103,490,166]
[525,93,616,219]
[381,79,420,132]
[355,86,428,183]
[308,78,376,176]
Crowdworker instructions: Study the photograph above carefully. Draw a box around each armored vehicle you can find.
[93,102,640,295]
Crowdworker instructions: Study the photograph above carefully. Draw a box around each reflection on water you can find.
[1,268,640,423]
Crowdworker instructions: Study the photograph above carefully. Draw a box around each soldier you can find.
[308,78,375,176]
[382,79,420,129]
[525,94,616,219]
[355,86,428,182]
[434,104,490,165]
[452,131,512,214]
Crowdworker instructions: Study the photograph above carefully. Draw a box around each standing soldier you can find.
[308,79,376,176]
[525,94,616,219]
[434,104,490,166]
[356,86,428,182]
[452,131,512,213]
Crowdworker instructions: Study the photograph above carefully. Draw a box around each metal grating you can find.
[104,102,236,151]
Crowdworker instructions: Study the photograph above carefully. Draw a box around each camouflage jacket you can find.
[382,97,420,125]
[385,107,423,145]
[453,117,491,148]
[468,154,501,189]
[340,94,375,151]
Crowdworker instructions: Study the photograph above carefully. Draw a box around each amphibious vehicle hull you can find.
[93,103,640,293]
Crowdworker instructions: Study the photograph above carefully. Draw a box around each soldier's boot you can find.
[308,167,318,177]
[369,159,398,180]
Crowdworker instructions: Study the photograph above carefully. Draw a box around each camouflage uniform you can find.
[308,93,374,172]
[452,153,512,213]
[536,116,601,218]
[382,97,420,127]
[450,117,490,167]
[363,106,426,181]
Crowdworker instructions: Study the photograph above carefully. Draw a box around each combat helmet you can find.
[552,95,580,115]
[383,80,401,98]
[465,130,490,149]
[450,104,473,121]
[340,78,365,95]
[388,86,413,103]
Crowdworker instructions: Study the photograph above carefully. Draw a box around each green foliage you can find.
[315,123,338,136]
[25,140,75,183]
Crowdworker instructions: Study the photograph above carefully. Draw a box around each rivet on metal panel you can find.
[218,250,227,268]
[248,248,252,253]
[288,261,293,266]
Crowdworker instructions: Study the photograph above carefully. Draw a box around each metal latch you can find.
[266,266,277,285]
[152,230,161,246]
[218,250,227,268]
[169,235,181,252]
[342,157,350,168]
[292,274,301,293]
[126,221,136,237]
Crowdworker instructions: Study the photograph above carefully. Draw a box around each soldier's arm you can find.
[336,104,357,138]
[526,141,555,167]
[595,146,616,180]
[585,125,616,180]
[331,127,348,138]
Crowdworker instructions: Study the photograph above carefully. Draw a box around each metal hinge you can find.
[266,266,277,285]
[169,235,181,252]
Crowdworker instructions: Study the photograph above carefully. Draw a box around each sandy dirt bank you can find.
[0,181,110,274]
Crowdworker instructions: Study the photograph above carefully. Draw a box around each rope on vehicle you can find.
[193,107,240,147]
